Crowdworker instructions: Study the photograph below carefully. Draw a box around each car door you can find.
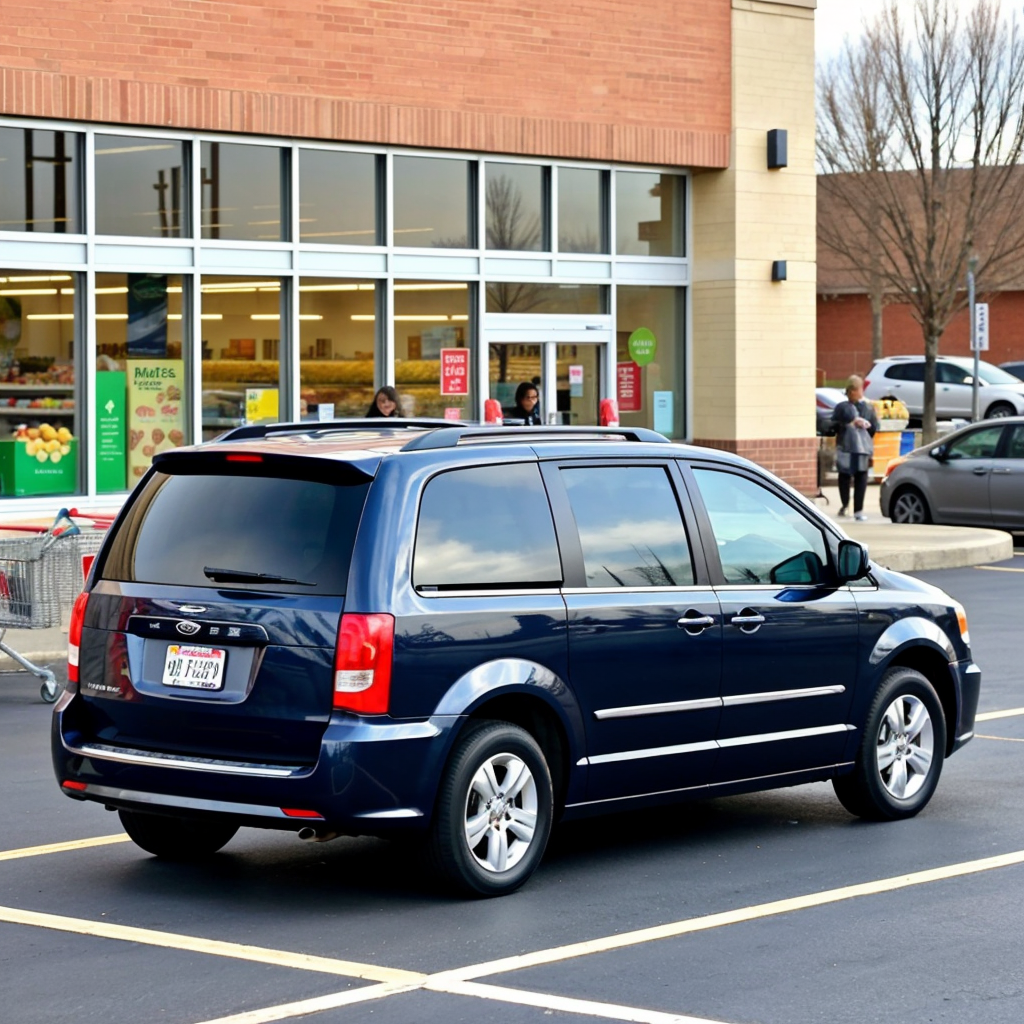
[877,362,924,415]
[936,361,974,418]
[988,423,1024,528]
[684,463,858,782]
[544,460,722,803]
[926,424,1007,525]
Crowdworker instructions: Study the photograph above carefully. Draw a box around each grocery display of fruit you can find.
[10,423,75,464]
[872,397,910,421]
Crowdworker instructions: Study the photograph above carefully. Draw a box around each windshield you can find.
[102,469,370,594]
[976,363,1022,385]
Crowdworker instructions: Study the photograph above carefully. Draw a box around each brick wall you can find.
[691,436,819,494]
[0,0,731,167]
[817,291,1024,382]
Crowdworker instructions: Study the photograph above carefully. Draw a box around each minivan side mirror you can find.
[837,539,870,582]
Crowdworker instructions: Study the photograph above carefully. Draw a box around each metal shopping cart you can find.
[0,509,109,703]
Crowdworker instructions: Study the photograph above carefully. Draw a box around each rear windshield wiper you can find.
[203,566,317,586]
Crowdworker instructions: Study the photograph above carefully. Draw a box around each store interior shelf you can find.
[0,408,76,418]
[0,384,75,393]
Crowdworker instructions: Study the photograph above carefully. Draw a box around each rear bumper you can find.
[52,691,461,835]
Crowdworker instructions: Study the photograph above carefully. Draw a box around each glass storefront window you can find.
[95,135,187,238]
[616,285,684,438]
[0,128,81,234]
[489,344,542,420]
[615,171,684,257]
[394,281,471,418]
[299,279,379,418]
[200,276,282,438]
[558,167,606,253]
[95,273,185,491]
[201,142,286,241]
[299,150,380,245]
[393,157,474,249]
[0,270,80,497]
[485,162,546,251]
[485,283,605,315]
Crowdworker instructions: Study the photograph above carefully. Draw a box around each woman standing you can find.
[510,381,543,425]
[366,386,400,418]
[831,374,879,521]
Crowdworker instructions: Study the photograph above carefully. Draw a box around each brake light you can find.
[226,454,263,463]
[863,378,871,389]
[67,591,89,686]
[333,613,394,714]
[280,807,325,819]
[62,780,88,792]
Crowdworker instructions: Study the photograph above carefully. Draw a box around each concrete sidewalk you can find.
[0,482,1015,672]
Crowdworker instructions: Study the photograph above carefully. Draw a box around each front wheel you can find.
[428,720,553,897]
[118,809,239,860]
[834,667,946,821]
[889,486,931,524]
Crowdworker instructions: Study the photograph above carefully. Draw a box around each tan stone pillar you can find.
[691,0,818,492]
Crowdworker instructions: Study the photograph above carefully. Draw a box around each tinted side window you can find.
[1007,426,1024,459]
[103,470,369,595]
[561,466,694,587]
[886,362,924,382]
[946,426,1004,460]
[692,469,827,585]
[937,362,970,384]
[414,464,561,589]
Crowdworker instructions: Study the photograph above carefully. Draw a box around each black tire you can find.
[118,809,239,860]
[834,667,946,821]
[428,720,553,897]
[889,486,931,525]
[984,401,1016,419]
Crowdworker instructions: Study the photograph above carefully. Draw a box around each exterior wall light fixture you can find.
[767,129,788,169]
[771,260,787,282]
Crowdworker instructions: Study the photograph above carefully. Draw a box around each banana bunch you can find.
[873,397,909,421]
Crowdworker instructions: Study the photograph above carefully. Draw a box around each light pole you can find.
[968,256,979,421]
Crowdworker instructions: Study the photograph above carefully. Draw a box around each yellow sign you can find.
[245,388,279,424]
[127,359,185,484]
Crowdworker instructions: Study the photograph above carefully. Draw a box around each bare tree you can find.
[817,0,1024,440]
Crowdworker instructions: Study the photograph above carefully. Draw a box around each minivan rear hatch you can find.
[74,450,372,766]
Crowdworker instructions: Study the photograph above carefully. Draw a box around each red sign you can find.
[617,361,641,412]
[440,348,469,396]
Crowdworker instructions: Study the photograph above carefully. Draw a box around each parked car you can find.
[53,421,980,896]
[816,386,846,436]
[881,415,1024,528]
[865,355,1024,420]
[999,361,1024,381]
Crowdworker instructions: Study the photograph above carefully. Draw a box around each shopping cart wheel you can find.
[40,674,60,704]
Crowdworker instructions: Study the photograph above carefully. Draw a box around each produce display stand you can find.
[0,509,107,702]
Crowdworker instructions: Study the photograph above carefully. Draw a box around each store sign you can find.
[569,364,584,398]
[617,362,642,412]
[972,303,990,351]
[246,388,279,424]
[627,327,657,367]
[653,391,674,436]
[440,348,469,396]
[96,371,127,493]
[127,359,185,484]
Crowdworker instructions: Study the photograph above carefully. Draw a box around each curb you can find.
[863,530,1015,573]
[0,650,66,671]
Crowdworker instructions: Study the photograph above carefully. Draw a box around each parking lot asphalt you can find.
[2,559,1024,1024]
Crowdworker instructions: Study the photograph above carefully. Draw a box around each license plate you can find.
[162,645,226,691]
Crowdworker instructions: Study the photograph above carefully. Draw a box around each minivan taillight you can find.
[67,591,89,687]
[333,613,394,714]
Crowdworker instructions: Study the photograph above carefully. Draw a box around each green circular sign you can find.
[628,327,657,367]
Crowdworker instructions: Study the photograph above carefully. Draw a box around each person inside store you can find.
[831,373,879,521]
[366,385,400,418]
[509,381,543,425]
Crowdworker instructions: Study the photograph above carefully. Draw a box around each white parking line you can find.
[974,565,1024,573]
[0,834,130,862]
[976,707,1024,721]
[976,734,1024,743]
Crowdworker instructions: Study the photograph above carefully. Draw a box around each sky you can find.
[814,0,1014,62]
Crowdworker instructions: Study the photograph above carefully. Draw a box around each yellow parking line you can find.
[0,905,425,985]
[0,834,130,862]
[976,707,1024,721]
[432,848,1024,983]
[189,981,423,1024]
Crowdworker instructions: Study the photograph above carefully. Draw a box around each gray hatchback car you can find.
[880,416,1024,527]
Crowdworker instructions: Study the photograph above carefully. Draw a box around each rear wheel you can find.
[985,401,1016,419]
[834,667,945,821]
[428,720,553,897]
[889,486,931,524]
[118,809,238,860]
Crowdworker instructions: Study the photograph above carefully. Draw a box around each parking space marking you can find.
[976,734,1024,743]
[0,905,425,984]
[189,982,423,1024]
[976,707,1024,721]
[0,834,130,862]
[430,848,1024,983]
[973,565,1024,573]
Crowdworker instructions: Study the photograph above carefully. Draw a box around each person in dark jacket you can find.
[510,381,543,425]
[366,386,399,418]
[831,374,879,520]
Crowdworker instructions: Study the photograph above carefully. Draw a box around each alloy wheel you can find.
[463,752,538,873]
[875,694,934,800]
[892,490,927,524]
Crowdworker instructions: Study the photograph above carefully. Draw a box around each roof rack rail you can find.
[212,418,466,443]
[400,425,670,451]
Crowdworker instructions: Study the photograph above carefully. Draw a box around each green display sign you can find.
[627,327,657,367]
[96,371,127,493]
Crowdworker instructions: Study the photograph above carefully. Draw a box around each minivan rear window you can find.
[102,469,370,594]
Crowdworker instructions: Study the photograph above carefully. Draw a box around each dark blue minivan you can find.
[53,422,980,896]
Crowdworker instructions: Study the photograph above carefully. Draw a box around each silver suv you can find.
[864,356,1024,421]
